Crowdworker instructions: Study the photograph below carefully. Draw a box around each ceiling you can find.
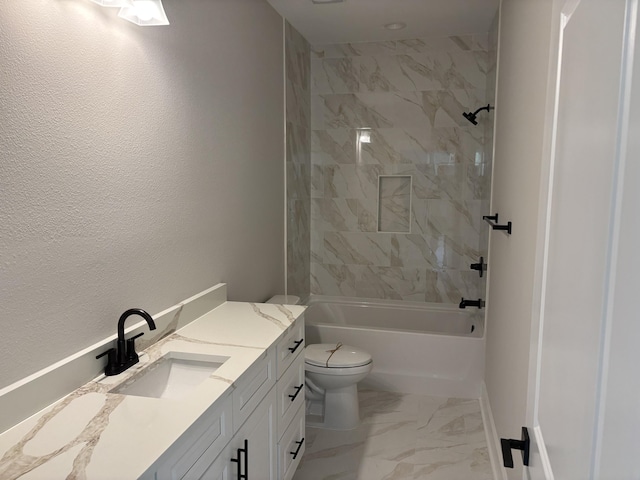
[266,0,500,45]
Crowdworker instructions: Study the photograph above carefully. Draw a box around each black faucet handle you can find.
[96,347,116,361]
[126,332,145,361]
[96,348,121,376]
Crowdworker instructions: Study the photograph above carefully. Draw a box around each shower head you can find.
[462,104,493,125]
[462,111,478,125]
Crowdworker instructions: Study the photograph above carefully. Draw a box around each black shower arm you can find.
[471,104,494,116]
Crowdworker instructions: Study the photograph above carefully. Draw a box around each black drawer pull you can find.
[288,383,304,402]
[288,339,304,354]
[231,439,248,479]
[290,438,305,460]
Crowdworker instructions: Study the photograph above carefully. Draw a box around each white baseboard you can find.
[480,381,508,480]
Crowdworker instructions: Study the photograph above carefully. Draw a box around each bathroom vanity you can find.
[145,308,306,480]
[0,285,306,479]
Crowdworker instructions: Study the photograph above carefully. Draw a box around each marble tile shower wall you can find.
[309,36,495,303]
[286,22,312,299]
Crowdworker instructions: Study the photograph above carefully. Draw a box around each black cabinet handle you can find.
[288,339,304,354]
[501,427,530,468]
[243,439,248,480]
[288,384,304,402]
[231,439,248,479]
[290,438,305,460]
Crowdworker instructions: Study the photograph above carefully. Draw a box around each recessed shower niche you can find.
[377,175,412,233]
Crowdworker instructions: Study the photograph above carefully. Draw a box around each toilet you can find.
[304,343,372,430]
[266,295,373,430]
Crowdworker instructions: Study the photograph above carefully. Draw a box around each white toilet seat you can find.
[305,343,372,368]
[304,361,372,376]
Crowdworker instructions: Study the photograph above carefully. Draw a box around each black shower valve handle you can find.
[470,256,485,277]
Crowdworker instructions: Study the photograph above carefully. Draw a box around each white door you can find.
[524,0,640,479]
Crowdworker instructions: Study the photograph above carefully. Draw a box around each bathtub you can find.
[304,296,485,398]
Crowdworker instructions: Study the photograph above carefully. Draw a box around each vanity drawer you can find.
[152,394,233,480]
[276,318,305,379]
[278,403,305,480]
[232,348,276,431]
[276,353,305,438]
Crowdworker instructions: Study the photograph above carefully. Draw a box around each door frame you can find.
[522,1,570,478]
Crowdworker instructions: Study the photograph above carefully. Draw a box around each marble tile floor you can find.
[292,389,494,480]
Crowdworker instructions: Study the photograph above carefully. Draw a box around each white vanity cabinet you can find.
[150,396,234,480]
[277,404,305,480]
[275,319,304,376]
[143,314,305,480]
[185,387,277,480]
[275,319,306,480]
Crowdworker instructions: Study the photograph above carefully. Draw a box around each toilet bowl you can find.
[304,343,372,430]
[265,295,373,430]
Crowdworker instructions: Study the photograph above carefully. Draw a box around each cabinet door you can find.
[182,443,233,480]
[275,319,305,379]
[276,353,305,438]
[150,395,233,480]
[232,387,277,480]
[278,404,305,480]
[186,387,277,480]
[233,349,276,431]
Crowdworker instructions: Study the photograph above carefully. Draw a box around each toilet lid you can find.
[305,343,372,368]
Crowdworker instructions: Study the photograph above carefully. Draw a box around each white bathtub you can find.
[304,296,485,398]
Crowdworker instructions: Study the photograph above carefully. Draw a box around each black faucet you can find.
[96,308,157,376]
[459,298,485,309]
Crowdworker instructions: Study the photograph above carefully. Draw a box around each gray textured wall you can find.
[0,0,285,389]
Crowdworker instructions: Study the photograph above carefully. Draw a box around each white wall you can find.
[484,0,554,476]
[0,0,285,390]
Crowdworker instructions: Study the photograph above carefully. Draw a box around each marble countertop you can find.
[0,301,306,479]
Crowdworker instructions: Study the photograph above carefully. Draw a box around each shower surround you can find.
[309,36,496,303]
[286,22,312,299]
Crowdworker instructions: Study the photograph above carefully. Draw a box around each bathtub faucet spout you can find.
[459,298,485,309]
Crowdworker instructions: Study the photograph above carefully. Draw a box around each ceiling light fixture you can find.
[311,0,345,4]
[118,0,169,26]
[384,22,407,31]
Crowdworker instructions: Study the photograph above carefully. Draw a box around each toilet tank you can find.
[266,295,301,305]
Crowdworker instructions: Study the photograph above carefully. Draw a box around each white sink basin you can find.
[112,352,229,400]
